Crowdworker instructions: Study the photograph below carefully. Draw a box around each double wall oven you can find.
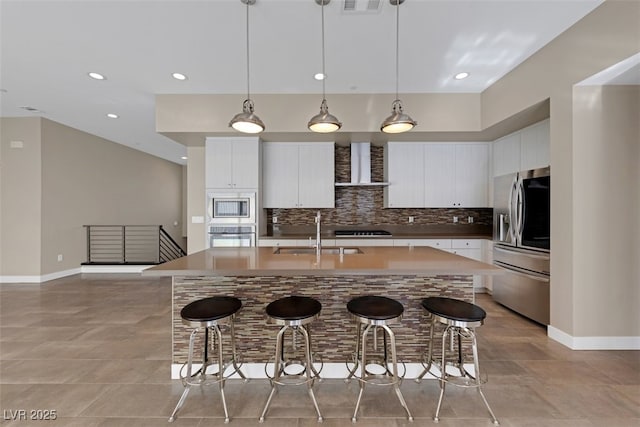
[493,167,550,325]
[206,191,256,248]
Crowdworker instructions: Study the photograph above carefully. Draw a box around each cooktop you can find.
[334,230,392,237]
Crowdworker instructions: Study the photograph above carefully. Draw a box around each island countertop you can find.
[144,246,502,277]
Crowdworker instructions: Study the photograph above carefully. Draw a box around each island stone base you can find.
[173,274,474,373]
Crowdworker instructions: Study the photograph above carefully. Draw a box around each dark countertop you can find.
[262,224,492,240]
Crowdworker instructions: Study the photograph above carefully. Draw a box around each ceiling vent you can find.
[343,0,382,14]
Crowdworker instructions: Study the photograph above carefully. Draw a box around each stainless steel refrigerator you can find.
[493,167,550,325]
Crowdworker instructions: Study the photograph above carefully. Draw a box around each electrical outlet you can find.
[468,216,474,223]
[408,216,414,223]
[273,216,278,224]
[453,216,459,223]
[57,254,63,262]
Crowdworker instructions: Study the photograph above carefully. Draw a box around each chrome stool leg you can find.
[433,325,450,423]
[469,328,499,425]
[382,324,413,422]
[299,325,323,422]
[352,323,371,423]
[260,325,287,423]
[169,328,198,422]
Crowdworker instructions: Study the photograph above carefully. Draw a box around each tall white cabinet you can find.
[205,137,259,189]
[385,142,490,208]
[262,142,335,208]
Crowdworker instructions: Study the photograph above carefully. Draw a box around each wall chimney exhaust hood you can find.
[335,142,389,187]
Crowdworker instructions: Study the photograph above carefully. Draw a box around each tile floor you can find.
[0,274,638,426]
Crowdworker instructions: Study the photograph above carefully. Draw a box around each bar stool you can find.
[259,295,323,423]
[169,296,247,423]
[345,295,413,422]
[416,297,499,425]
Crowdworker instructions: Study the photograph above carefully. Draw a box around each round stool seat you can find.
[266,296,322,326]
[347,295,403,324]
[180,296,242,327]
[421,297,486,328]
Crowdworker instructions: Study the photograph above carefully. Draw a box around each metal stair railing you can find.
[84,225,186,265]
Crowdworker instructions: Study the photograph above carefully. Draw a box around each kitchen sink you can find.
[273,247,363,255]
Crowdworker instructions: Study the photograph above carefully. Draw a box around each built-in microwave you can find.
[207,192,256,224]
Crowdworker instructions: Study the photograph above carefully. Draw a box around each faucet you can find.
[314,210,322,256]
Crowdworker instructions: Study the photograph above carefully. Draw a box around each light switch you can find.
[10,140,23,149]
[191,216,204,224]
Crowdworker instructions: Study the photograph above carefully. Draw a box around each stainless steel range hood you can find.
[335,142,389,187]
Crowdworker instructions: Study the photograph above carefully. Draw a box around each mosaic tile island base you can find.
[146,246,502,370]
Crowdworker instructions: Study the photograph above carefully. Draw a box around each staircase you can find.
[83,225,186,265]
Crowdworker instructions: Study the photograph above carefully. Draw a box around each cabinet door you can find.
[455,144,489,207]
[493,133,521,177]
[230,138,259,188]
[385,143,424,207]
[205,140,233,188]
[262,143,299,208]
[298,143,335,208]
[424,144,456,207]
[520,119,550,171]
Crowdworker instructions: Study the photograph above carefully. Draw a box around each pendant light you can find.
[381,0,416,134]
[229,0,265,134]
[308,0,342,133]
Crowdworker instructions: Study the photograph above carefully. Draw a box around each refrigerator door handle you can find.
[516,178,525,241]
[508,175,518,243]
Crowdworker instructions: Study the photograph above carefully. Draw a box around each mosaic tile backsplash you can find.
[267,145,493,226]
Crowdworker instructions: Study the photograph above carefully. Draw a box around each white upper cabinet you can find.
[493,119,549,176]
[205,137,259,189]
[386,142,489,208]
[520,119,550,171]
[454,144,489,207]
[493,133,521,177]
[384,143,425,207]
[263,142,335,208]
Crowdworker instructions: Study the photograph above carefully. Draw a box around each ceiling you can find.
[1,0,607,165]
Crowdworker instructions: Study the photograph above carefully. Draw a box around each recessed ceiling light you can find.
[454,72,470,80]
[172,73,187,81]
[181,156,188,160]
[314,73,326,81]
[88,72,106,80]
[106,113,119,119]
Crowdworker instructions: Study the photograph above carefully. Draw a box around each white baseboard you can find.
[80,265,151,274]
[0,267,82,284]
[170,362,445,380]
[0,265,151,284]
[548,326,640,350]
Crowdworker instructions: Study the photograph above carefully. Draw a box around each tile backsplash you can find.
[266,145,492,226]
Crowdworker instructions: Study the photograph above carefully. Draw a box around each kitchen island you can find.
[145,246,501,378]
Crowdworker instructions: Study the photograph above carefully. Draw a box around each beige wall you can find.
[1,117,184,277]
[573,85,639,336]
[482,0,640,338]
[0,118,42,276]
[186,146,206,254]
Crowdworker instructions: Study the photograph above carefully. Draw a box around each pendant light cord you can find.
[395,0,399,100]
[245,0,251,100]
[321,0,326,99]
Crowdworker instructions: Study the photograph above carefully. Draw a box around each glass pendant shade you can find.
[308,99,342,133]
[229,99,265,134]
[381,99,416,133]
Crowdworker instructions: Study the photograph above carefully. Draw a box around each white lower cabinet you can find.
[393,239,452,249]
[448,239,484,290]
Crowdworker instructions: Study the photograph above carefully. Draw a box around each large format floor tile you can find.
[0,274,638,426]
